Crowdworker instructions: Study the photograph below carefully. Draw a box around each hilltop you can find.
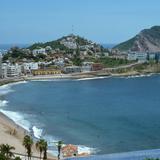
[28,34,106,53]
[114,26,160,52]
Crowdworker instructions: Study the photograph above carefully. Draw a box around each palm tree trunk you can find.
[40,152,42,160]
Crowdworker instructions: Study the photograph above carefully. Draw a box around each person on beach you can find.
[57,141,63,160]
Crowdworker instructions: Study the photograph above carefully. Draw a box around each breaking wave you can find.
[0,100,8,107]
[76,76,108,81]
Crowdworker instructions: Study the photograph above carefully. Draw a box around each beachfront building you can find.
[32,69,61,76]
[1,63,7,78]
[21,62,39,74]
[63,66,81,73]
[81,62,93,72]
[7,64,22,77]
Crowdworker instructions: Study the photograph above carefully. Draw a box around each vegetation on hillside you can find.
[94,57,135,67]
[114,37,136,51]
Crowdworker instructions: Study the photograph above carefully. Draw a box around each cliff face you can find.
[114,26,160,52]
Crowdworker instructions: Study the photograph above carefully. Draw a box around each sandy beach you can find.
[0,111,57,159]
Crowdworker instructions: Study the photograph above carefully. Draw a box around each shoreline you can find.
[0,109,56,160]
[0,110,43,158]
[0,68,158,86]
[0,82,57,159]
[0,71,159,159]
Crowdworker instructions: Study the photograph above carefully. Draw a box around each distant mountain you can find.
[114,26,160,52]
[102,44,116,49]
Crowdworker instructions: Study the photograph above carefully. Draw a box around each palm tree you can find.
[36,139,45,160]
[0,144,15,160]
[23,135,33,160]
[0,153,6,160]
[57,141,63,160]
[42,141,48,160]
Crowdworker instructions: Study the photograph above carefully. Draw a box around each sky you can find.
[0,0,160,44]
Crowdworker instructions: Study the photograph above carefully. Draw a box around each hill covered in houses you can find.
[2,34,109,65]
[2,29,160,79]
[28,34,106,53]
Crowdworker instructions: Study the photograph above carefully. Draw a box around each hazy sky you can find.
[0,0,160,44]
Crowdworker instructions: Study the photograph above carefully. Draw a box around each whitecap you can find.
[76,77,108,81]
[32,126,43,139]
[0,85,13,96]
[78,145,98,155]
[0,100,8,107]
[7,81,28,87]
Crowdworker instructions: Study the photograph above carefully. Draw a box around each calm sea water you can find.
[1,75,160,154]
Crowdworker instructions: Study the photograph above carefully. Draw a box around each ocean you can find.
[1,75,160,155]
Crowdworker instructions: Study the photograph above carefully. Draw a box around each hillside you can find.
[114,26,160,52]
[28,34,106,52]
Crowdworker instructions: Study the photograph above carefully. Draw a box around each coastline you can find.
[0,81,57,159]
[0,111,56,159]
[0,71,158,159]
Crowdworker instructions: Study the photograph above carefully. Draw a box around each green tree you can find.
[0,144,15,160]
[23,135,33,160]
[36,139,48,160]
[42,141,47,160]
[0,153,6,160]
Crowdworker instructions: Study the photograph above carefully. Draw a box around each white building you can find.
[64,66,81,73]
[22,62,39,74]
[7,64,21,77]
[81,62,93,72]
[127,53,137,61]
[2,63,7,78]
[148,53,156,60]
[54,58,64,67]
[127,52,147,62]
[32,48,46,56]
[136,53,147,62]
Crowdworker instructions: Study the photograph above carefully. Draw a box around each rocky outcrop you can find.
[114,26,160,52]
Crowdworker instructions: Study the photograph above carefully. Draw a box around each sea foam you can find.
[0,85,13,96]
[0,100,8,107]
[0,110,31,131]
[125,74,153,79]
[32,126,43,139]
[76,76,107,81]
[78,145,98,155]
